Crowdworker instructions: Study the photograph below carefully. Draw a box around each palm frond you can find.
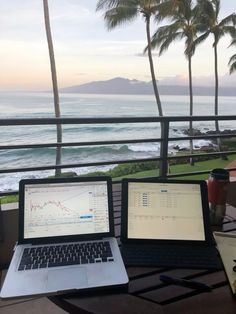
[229,38,236,47]
[229,62,236,74]
[151,0,199,59]
[219,13,236,27]
[214,25,236,43]
[151,22,180,48]
[194,31,210,46]
[196,0,215,17]
[96,0,138,11]
[96,0,120,11]
[155,0,193,22]
[224,25,236,38]
[229,54,236,64]
[104,6,138,29]
[212,0,220,17]
[154,0,180,16]
[158,32,183,55]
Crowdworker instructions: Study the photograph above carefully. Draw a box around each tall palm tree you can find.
[43,0,62,176]
[150,0,199,165]
[96,0,163,116]
[229,38,236,74]
[195,0,236,154]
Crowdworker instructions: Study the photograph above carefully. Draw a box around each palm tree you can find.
[229,38,236,74]
[43,0,62,176]
[150,0,199,165]
[195,0,236,155]
[96,0,163,116]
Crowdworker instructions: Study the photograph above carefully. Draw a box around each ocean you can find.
[1,91,236,191]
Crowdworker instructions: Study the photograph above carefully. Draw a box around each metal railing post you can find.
[159,120,169,178]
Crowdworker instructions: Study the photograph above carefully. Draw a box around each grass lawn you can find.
[0,194,19,205]
[112,155,236,180]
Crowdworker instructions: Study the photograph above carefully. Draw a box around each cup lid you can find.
[210,168,229,180]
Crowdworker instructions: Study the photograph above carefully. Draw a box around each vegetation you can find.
[113,155,236,180]
[2,154,235,205]
[194,0,236,153]
[86,161,159,178]
[0,194,19,205]
[150,0,199,165]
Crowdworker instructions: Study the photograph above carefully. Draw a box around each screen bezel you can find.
[18,176,114,244]
[121,178,213,246]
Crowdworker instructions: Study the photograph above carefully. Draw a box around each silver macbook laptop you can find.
[0,176,128,299]
[120,178,222,269]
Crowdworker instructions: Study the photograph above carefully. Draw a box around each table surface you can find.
[50,183,236,314]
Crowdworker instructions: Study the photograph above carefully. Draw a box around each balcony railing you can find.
[1,115,236,196]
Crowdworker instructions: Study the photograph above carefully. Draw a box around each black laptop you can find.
[120,178,222,269]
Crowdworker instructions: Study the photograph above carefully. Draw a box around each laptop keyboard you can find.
[121,244,223,269]
[18,241,114,271]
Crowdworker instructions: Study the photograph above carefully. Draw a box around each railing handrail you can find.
[1,115,236,126]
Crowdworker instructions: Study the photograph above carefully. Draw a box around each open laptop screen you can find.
[23,180,110,240]
[127,181,205,241]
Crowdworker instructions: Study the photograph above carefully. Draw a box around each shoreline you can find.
[1,127,235,191]
[172,128,236,153]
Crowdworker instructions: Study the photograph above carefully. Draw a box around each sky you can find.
[0,0,236,91]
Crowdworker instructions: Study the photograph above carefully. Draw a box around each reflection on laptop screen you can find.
[127,182,205,241]
[24,181,109,239]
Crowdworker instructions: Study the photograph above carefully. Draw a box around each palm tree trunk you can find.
[214,43,219,133]
[188,54,194,166]
[145,15,163,117]
[145,15,164,174]
[214,42,226,160]
[43,0,62,176]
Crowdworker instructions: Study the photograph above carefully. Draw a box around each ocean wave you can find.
[128,143,160,152]
[61,126,116,133]
[62,145,133,156]
[0,145,134,161]
[0,164,116,192]
[0,137,214,165]
[61,124,160,134]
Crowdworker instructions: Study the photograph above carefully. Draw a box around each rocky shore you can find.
[172,128,236,153]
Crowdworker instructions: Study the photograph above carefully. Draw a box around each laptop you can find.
[0,176,128,299]
[120,178,222,269]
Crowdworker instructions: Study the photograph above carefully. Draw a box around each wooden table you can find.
[50,183,236,314]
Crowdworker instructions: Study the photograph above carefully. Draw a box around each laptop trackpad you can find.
[47,267,88,291]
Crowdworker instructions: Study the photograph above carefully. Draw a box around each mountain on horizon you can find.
[60,77,236,96]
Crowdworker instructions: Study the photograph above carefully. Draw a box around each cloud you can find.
[51,2,97,22]
[158,75,189,86]
[0,0,101,42]
[75,73,86,76]
[158,74,236,87]
[136,52,159,57]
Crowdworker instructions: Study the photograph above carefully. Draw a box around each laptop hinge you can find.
[13,242,18,252]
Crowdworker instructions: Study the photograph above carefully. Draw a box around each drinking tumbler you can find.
[208,168,229,225]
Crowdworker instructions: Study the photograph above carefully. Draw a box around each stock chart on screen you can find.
[24,182,109,239]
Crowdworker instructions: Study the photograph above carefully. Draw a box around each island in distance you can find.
[60,77,236,96]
